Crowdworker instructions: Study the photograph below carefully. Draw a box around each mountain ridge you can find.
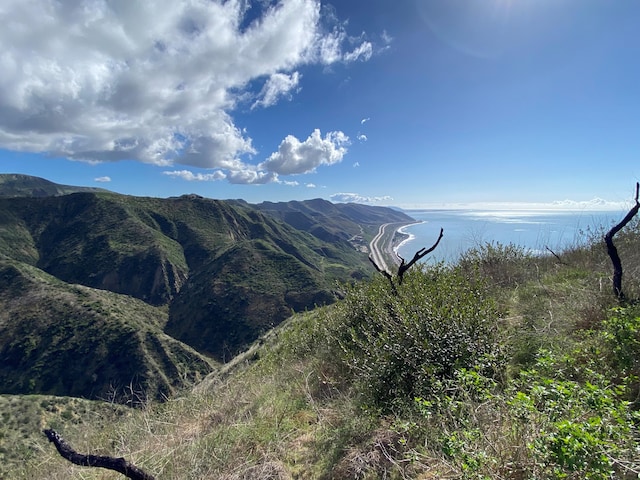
[0,174,414,401]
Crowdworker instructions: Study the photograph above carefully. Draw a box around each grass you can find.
[6,217,640,479]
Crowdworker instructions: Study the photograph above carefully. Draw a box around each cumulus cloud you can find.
[227,169,278,184]
[357,134,367,142]
[94,176,111,183]
[0,0,374,183]
[259,129,349,175]
[163,167,278,185]
[330,192,393,204]
[306,183,317,188]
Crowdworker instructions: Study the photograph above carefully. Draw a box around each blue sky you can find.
[1,0,639,209]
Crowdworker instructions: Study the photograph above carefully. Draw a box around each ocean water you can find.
[395,209,626,264]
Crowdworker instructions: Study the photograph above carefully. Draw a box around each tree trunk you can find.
[604,182,639,301]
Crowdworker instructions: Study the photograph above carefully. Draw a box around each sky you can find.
[0,0,639,210]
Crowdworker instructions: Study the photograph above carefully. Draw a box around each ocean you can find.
[395,209,627,264]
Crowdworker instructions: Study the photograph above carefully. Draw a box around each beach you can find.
[368,221,419,273]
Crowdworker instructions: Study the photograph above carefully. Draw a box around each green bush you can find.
[602,306,640,375]
[322,263,504,412]
[458,241,536,289]
[508,350,640,479]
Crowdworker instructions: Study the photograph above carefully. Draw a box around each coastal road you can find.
[369,223,398,274]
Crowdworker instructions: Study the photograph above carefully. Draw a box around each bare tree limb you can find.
[604,182,640,301]
[369,227,444,293]
[397,228,444,284]
[43,429,155,480]
[545,246,567,265]
[369,255,397,294]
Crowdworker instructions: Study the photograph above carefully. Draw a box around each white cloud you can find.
[353,162,360,168]
[357,134,367,142]
[94,176,111,183]
[259,129,349,175]
[227,169,278,185]
[306,183,316,188]
[163,170,226,181]
[0,0,373,183]
[402,199,630,211]
[330,192,393,204]
[252,71,301,109]
[548,198,628,210]
[344,41,373,62]
[360,117,370,124]
[163,167,278,185]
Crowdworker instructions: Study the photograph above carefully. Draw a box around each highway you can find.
[369,223,398,274]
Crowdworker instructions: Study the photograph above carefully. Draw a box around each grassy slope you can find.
[9,217,640,479]
[0,257,216,403]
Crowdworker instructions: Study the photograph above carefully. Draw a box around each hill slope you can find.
[8,227,640,479]
[0,175,414,397]
[0,257,214,402]
[0,173,106,197]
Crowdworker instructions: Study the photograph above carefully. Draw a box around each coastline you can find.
[392,221,424,258]
[369,221,419,271]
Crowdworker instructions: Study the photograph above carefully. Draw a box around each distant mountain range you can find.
[0,174,413,402]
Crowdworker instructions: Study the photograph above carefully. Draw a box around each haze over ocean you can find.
[396,209,627,264]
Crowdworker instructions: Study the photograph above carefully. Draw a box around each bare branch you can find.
[43,429,155,480]
[369,228,444,293]
[397,228,444,284]
[545,246,567,265]
[604,182,640,301]
[369,255,397,294]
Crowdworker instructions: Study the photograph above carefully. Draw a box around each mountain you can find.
[0,173,107,198]
[256,198,413,245]
[0,257,214,403]
[0,174,414,400]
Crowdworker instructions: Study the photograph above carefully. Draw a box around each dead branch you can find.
[43,429,155,480]
[370,228,444,293]
[368,255,397,294]
[397,228,444,284]
[545,246,567,265]
[604,182,640,301]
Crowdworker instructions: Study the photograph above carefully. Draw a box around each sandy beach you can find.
[369,221,420,272]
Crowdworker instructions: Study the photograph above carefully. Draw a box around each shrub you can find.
[322,263,504,412]
[509,350,640,479]
[602,306,640,375]
[458,241,536,289]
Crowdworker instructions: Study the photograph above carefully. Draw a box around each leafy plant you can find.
[320,263,504,411]
[509,350,640,479]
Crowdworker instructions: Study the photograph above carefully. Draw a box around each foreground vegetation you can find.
[5,218,640,479]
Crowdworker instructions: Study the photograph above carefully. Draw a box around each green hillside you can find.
[0,191,375,360]
[0,174,412,399]
[0,173,107,197]
[6,215,640,479]
[257,198,414,245]
[0,257,214,403]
